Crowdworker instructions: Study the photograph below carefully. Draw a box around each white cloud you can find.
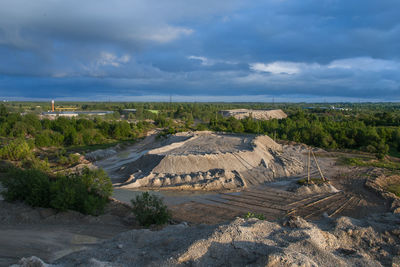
[328,57,399,71]
[188,55,238,66]
[250,57,400,76]
[142,26,193,43]
[97,52,131,68]
[188,56,212,66]
[250,62,302,74]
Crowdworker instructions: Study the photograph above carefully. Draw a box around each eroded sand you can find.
[94,132,304,190]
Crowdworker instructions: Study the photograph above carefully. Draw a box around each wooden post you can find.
[307,149,311,184]
[311,150,326,181]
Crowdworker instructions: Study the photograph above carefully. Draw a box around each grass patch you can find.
[339,156,400,171]
[244,212,266,220]
[387,184,400,197]
[297,177,327,185]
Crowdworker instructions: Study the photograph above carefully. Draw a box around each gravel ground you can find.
[13,213,400,267]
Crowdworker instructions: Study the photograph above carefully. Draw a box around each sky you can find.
[0,0,399,102]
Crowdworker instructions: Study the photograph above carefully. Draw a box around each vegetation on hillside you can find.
[1,167,112,215]
[2,102,400,160]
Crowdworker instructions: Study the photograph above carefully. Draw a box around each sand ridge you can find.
[97,131,304,190]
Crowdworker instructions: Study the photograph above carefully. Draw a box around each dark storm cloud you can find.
[0,0,399,101]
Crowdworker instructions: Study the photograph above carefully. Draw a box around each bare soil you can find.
[15,214,400,267]
[0,199,135,266]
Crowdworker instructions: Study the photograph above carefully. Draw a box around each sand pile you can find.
[109,132,303,190]
[220,109,287,120]
[15,213,400,266]
[86,147,118,161]
[366,173,400,213]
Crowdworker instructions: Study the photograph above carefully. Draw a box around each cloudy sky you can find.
[0,0,399,102]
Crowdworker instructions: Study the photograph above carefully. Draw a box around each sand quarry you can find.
[5,131,400,266]
[93,131,304,190]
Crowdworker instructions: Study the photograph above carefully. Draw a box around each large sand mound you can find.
[16,213,400,266]
[98,132,303,190]
[220,109,287,120]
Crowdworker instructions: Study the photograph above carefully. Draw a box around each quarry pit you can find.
[93,131,304,190]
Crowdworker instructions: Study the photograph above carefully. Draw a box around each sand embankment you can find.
[95,132,303,190]
[15,213,400,266]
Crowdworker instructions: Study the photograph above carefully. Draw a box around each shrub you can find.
[0,138,33,161]
[22,157,51,172]
[50,176,78,211]
[58,155,69,165]
[68,153,80,165]
[244,212,266,220]
[49,168,112,215]
[35,132,52,147]
[1,167,112,216]
[79,168,113,199]
[1,168,51,207]
[131,192,171,226]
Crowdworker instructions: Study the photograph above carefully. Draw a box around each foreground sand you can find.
[14,213,400,267]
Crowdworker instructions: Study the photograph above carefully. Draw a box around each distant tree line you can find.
[2,102,400,159]
[202,111,400,159]
[0,105,153,161]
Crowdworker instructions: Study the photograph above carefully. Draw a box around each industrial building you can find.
[42,111,114,117]
[41,100,114,118]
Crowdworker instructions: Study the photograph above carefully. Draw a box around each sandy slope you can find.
[14,213,400,267]
[95,132,304,190]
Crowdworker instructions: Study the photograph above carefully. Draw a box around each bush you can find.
[50,176,78,211]
[0,138,33,161]
[1,168,51,207]
[22,157,51,172]
[1,167,112,215]
[79,168,113,199]
[68,153,80,165]
[244,212,266,220]
[131,192,171,226]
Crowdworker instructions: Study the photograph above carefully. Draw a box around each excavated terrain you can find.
[220,109,288,120]
[14,214,400,267]
[95,132,304,190]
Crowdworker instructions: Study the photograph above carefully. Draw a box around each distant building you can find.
[303,106,351,111]
[121,109,137,114]
[42,111,114,118]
